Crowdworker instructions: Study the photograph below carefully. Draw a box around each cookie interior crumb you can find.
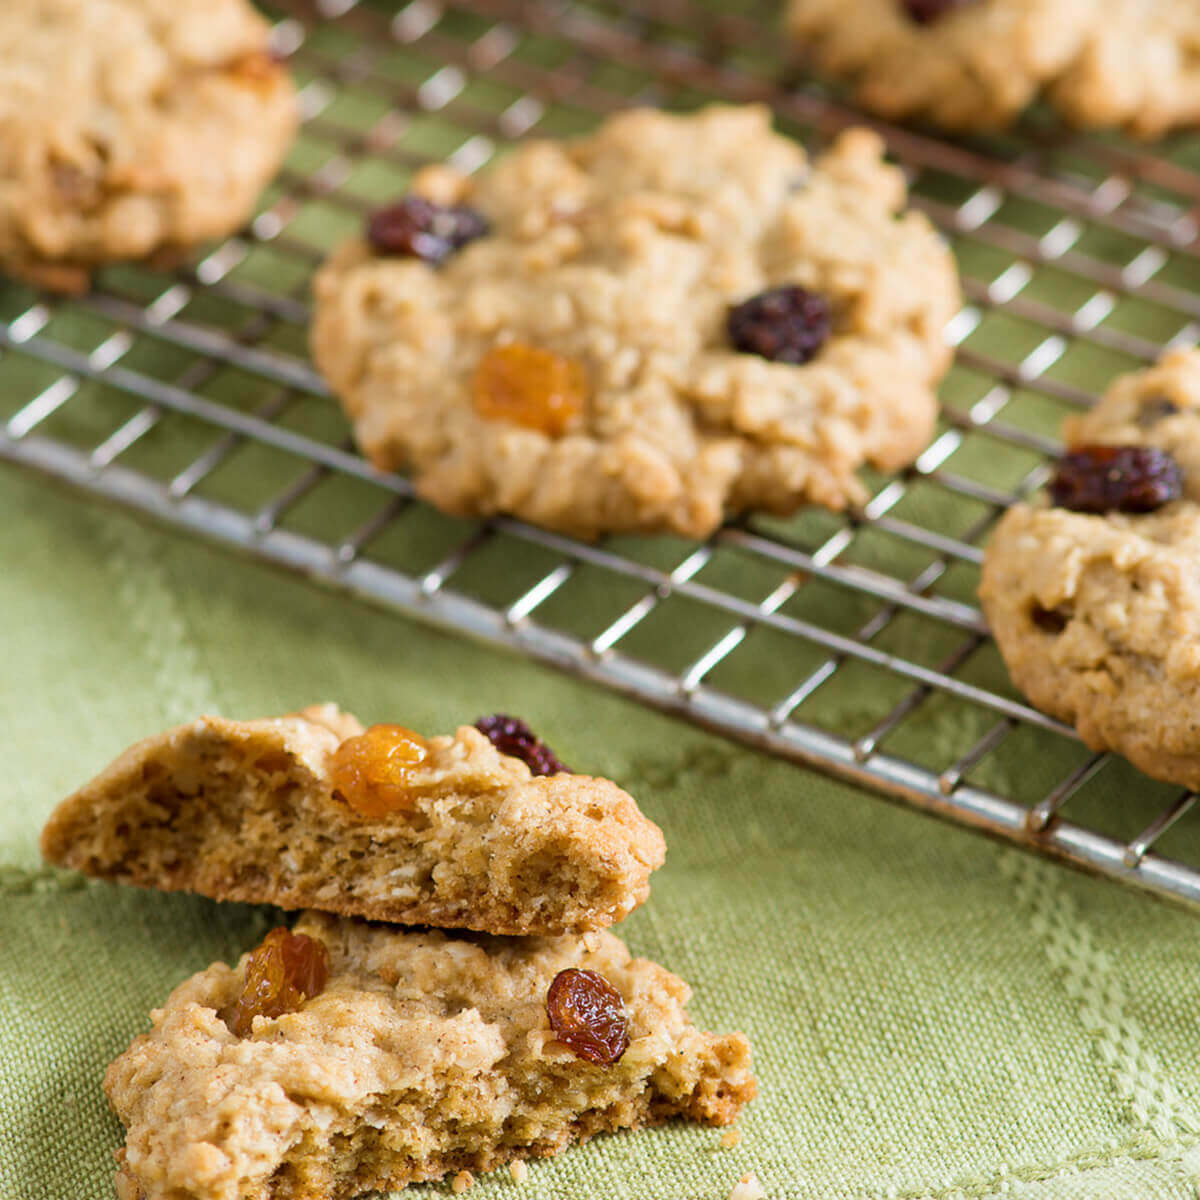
[104,912,757,1199]
[39,705,665,937]
[509,1159,529,1184]
[720,1127,743,1149]
[452,1169,475,1193]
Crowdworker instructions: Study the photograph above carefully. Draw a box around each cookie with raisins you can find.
[980,349,1200,789]
[1049,0,1200,138]
[785,0,1088,130]
[105,912,755,1200]
[311,105,959,539]
[786,0,1200,137]
[39,704,664,935]
[0,0,296,293]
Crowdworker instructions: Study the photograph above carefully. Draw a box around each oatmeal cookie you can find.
[40,704,665,936]
[784,0,1089,131]
[310,105,959,539]
[786,0,1200,136]
[1050,0,1200,138]
[0,0,296,292]
[106,912,756,1200]
[979,350,1200,788]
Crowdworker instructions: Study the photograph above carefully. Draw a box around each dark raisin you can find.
[1136,396,1181,429]
[1030,605,1069,634]
[901,0,978,24]
[1049,444,1183,515]
[546,968,630,1065]
[474,714,569,776]
[727,286,832,365]
[366,196,489,264]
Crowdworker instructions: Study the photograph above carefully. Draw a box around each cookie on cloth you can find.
[105,912,756,1200]
[784,0,1089,131]
[310,104,959,539]
[0,0,296,293]
[980,350,1200,788]
[40,705,665,936]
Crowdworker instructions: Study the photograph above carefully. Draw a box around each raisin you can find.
[331,724,429,817]
[1049,444,1183,515]
[727,286,832,365]
[226,51,283,96]
[475,715,570,776]
[1136,396,1181,429]
[1030,605,1069,634]
[546,968,630,1065]
[472,343,587,436]
[367,196,489,264]
[901,0,977,23]
[224,927,329,1038]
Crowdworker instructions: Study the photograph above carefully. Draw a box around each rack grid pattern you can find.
[4,0,1200,905]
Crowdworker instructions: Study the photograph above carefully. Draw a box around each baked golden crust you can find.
[981,502,1200,786]
[106,913,756,1200]
[40,704,665,936]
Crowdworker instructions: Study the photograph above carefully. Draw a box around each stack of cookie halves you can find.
[40,705,756,1200]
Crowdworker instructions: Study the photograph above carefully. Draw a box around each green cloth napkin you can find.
[4,467,1200,1200]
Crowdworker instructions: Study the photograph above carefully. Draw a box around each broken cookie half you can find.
[107,912,756,1200]
[40,705,665,936]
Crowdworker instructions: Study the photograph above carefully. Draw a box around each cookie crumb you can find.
[509,1160,529,1184]
[729,1171,765,1200]
[720,1128,742,1149]
[452,1170,474,1193]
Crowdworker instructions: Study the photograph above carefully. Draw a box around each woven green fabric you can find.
[4,470,1200,1200]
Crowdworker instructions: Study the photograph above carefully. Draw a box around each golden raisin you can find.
[225,51,283,96]
[330,724,429,817]
[546,967,629,1065]
[224,927,329,1038]
[472,343,586,437]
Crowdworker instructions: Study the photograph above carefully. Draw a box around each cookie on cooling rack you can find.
[0,0,297,293]
[105,912,755,1200]
[310,104,959,540]
[784,0,1090,131]
[1048,1,1200,138]
[786,0,1200,136]
[40,704,665,936]
[979,349,1200,789]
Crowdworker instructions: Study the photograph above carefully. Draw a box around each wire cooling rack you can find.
[3,0,1200,907]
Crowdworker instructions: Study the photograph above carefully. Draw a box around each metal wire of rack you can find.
[3,0,1200,906]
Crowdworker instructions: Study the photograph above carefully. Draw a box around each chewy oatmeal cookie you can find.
[784,0,1089,131]
[0,0,296,292]
[310,105,959,539]
[786,0,1200,137]
[980,350,1200,788]
[40,705,665,936]
[106,912,757,1200]
[1049,1,1200,138]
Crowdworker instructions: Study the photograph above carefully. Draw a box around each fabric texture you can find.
[4,466,1200,1200]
